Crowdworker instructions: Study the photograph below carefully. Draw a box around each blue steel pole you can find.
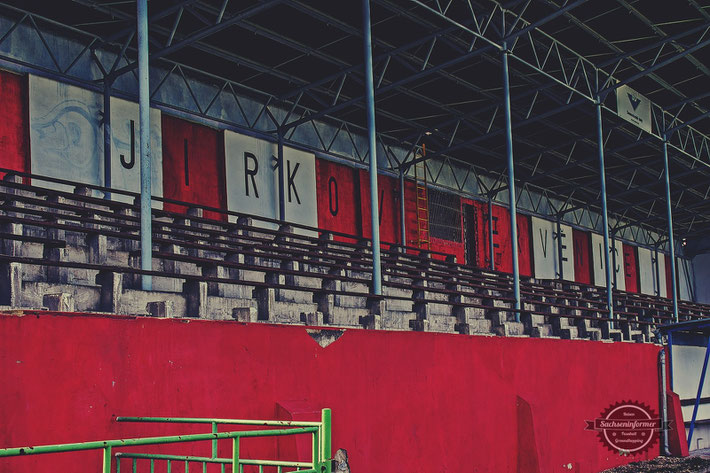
[399,168,406,248]
[103,79,112,200]
[362,0,381,295]
[137,0,152,290]
[501,45,520,320]
[662,136,679,322]
[596,100,613,320]
[654,247,662,297]
[278,131,285,221]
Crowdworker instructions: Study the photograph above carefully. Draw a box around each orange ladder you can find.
[414,144,430,249]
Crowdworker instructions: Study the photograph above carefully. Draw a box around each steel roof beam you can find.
[616,0,710,81]
[399,0,710,167]
[109,0,284,80]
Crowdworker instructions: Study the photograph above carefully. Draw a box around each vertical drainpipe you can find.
[399,167,406,249]
[488,195,495,271]
[659,349,671,456]
[103,79,112,201]
[662,136,679,322]
[596,99,613,320]
[278,131,286,221]
[362,0,381,295]
[137,0,152,291]
[501,44,521,321]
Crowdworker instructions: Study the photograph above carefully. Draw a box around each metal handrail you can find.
[117,416,322,426]
[0,409,332,473]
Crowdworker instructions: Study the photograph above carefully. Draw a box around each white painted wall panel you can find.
[29,75,103,193]
[282,146,317,234]
[679,258,695,302]
[110,97,163,207]
[591,233,626,290]
[591,232,607,287]
[225,131,279,227]
[532,217,556,280]
[673,345,710,422]
[613,239,626,291]
[637,247,655,296]
[657,252,667,298]
[224,130,317,234]
[558,223,575,282]
[531,217,574,281]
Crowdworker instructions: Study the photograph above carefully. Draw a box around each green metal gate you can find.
[0,409,332,473]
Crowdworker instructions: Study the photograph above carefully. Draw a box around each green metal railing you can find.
[0,409,332,473]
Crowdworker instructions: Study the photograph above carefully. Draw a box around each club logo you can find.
[585,401,667,455]
[627,93,642,111]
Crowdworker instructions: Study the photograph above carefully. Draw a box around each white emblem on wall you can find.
[110,97,163,207]
[224,130,317,234]
[531,217,574,281]
[29,75,103,193]
[616,84,652,134]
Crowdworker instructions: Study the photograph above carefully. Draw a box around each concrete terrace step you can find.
[455,318,494,335]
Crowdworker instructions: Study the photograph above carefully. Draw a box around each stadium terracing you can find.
[2,1,710,471]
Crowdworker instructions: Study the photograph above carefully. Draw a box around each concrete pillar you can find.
[96,270,123,313]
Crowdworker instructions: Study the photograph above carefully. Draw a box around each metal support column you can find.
[654,247,662,297]
[596,100,613,320]
[502,45,520,320]
[137,0,152,290]
[362,0,381,295]
[399,168,406,248]
[662,136,679,322]
[488,196,495,271]
[103,79,112,200]
[278,131,285,221]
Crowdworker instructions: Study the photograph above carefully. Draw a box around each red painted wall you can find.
[463,199,487,268]
[359,171,399,245]
[315,159,359,240]
[402,179,465,262]
[517,213,533,277]
[403,178,419,248]
[573,229,593,285]
[0,313,662,473]
[490,203,513,272]
[162,115,226,221]
[462,201,532,276]
[623,243,640,293]
[429,236,463,262]
[0,71,29,179]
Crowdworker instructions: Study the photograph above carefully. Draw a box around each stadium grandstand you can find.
[1,0,710,471]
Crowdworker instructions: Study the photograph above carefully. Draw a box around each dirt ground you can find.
[601,455,710,472]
